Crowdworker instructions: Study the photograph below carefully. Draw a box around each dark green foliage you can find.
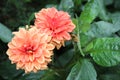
[1,0,120,80]
[67,59,97,80]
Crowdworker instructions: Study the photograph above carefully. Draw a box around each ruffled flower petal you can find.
[34,7,75,49]
[6,27,55,73]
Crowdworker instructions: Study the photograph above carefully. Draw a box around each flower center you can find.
[24,45,34,54]
[26,49,33,54]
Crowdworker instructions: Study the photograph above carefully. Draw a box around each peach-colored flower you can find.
[35,7,75,49]
[6,27,54,73]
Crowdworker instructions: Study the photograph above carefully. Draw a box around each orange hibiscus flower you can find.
[6,27,54,73]
[35,7,75,49]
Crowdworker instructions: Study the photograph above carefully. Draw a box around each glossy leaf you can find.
[67,59,97,80]
[97,0,109,21]
[86,21,120,37]
[0,23,12,42]
[80,33,94,48]
[110,12,120,29]
[79,0,100,32]
[86,38,120,66]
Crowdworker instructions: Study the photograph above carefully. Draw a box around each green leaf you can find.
[45,4,57,8]
[0,23,12,42]
[79,0,100,32]
[54,48,74,67]
[86,38,120,66]
[80,33,94,48]
[59,0,74,11]
[73,0,82,7]
[99,74,120,80]
[86,21,120,37]
[114,0,120,9]
[0,60,23,80]
[28,13,35,26]
[41,70,61,80]
[18,70,45,80]
[23,0,32,2]
[110,12,120,29]
[73,18,84,56]
[67,59,97,80]
[104,0,113,5]
[97,0,109,21]
[72,18,79,34]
